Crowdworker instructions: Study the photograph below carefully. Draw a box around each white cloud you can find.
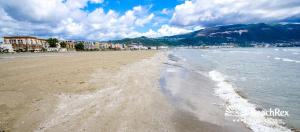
[161,8,171,15]
[0,0,161,41]
[135,13,154,26]
[171,0,300,26]
[3,0,297,41]
[65,0,104,9]
[156,25,191,36]
[89,0,104,4]
[0,0,68,22]
[140,24,192,38]
[61,18,84,35]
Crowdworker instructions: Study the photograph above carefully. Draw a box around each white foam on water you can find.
[274,57,281,60]
[208,70,291,132]
[281,58,300,63]
[281,49,300,52]
[167,60,177,64]
[282,49,289,52]
[177,56,187,61]
[229,50,251,54]
[274,57,300,63]
[166,68,178,73]
[293,52,299,55]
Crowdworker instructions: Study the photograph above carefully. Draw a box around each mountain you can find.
[111,23,300,47]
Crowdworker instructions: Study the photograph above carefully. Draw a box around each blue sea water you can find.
[162,48,300,131]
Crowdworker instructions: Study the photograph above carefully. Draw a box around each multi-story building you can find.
[99,42,110,50]
[64,40,76,51]
[3,36,48,52]
[83,41,96,50]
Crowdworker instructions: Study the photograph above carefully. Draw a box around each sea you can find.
[160,48,300,132]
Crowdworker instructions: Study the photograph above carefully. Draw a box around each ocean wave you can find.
[229,50,251,53]
[208,70,291,132]
[166,68,178,73]
[282,49,300,52]
[293,52,299,55]
[274,57,281,60]
[274,57,300,63]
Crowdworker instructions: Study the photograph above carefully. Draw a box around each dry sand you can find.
[0,51,174,132]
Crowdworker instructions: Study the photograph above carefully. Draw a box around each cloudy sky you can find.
[0,0,300,41]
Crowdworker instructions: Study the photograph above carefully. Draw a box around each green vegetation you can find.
[60,41,67,48]
[46,38,59,47]
[111,36,172,46]
[75,42,84,51]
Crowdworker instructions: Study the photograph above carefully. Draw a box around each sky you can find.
[0,0,300,41]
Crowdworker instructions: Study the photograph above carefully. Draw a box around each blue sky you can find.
[84,0,182,13]
[0,0,300,41]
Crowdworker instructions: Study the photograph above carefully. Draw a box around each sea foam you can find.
[209,70,291,132]
[274,57,300,63]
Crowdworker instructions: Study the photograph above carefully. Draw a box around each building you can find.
[0,44,14,53]
[99,42,110,50]
[158,46,169,50]
[111,43,123,50]
[127,44,148,50]
[83,41,97,50]
[94,42,101,50]
[64,40,76,51]
[3,36,48,52]
[148,46,158,50]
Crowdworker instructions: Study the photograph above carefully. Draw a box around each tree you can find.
[75,42,84,51]
[46,38,58,47]
[60,41,67,48]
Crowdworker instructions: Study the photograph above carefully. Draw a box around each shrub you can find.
[75,42,84,51]
[60,41,67,48]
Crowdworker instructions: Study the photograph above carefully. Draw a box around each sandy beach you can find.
[0,51,176,132]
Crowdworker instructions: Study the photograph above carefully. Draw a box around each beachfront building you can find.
[97,42,109,50]
[64,41,76,51]
[83,41,100,50]
[94,42,101,50]
[111,43,124,50]
[84,41,94,50]
[3,36,48,52]
[158,46,169,50]
[127,44,148,50]
[0,44,14,53]
[148,46,158,50]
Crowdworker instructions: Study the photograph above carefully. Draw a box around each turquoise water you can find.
[165,48,300,131]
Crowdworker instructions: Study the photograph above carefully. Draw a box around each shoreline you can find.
[0,50,272,132]
[162,49,299,132]
[209,70,292,132]
[160,52,252,132]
